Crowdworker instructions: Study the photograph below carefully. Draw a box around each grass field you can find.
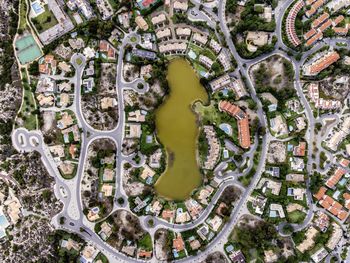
[19,0,28,31]
[288,210,306,224]
[20,88,38,130]
[138,234,153,251]
[31,5,58,33]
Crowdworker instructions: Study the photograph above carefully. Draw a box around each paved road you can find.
[11,0,350,261]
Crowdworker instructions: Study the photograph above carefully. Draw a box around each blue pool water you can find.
[31,2,44,15]
[219,123,232,136]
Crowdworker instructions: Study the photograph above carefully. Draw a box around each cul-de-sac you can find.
[1,0,350,262]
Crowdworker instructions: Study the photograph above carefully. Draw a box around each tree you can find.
[59,216,66,225]
[282,223,294,235]
[137,83,144,89]
[211,62,221,73]
[28,61,39,76]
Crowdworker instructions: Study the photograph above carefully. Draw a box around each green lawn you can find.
[287,210,306,224]
[60,163,77,180]
[19,69,38,131]
[19,0,28,31]
[138,234,153,251]
[194,101,221,124]
[76,57,83,65]
[31,5,58,33]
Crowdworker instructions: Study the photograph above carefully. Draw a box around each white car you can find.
[60,186,67,198]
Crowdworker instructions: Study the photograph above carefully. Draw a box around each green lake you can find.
[154,59,208,200]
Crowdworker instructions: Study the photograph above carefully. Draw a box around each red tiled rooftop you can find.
[173,236,185,251]
[329,206,339,216]
[306,31,323,46]
[314,186,327,200]
[309,51,340,75]
[138,250,152,258]
[311,12,329,28]
[333,15,344,26]
[320,199,331,209]
[326,167,346,188]
[324,195,334,205]
[304,28,317,40]
[319,19,332,32]
[333,27,348,35]
[219,101,251,149]
[142,0,156,7]
[343,193,350,200]
[333,201,343,210]
[337,210,349,221]
[294,142,306,157]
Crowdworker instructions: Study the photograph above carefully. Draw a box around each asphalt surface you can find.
[10,0,350,261]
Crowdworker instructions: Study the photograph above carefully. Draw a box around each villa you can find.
[151,13,167,26]
[193,32,208,46]
[219,101,251,149]
[176,27,192,39]
[173,0,188,12]
[269,203,285,218]
[136,16,149,31]
[206,215,223,232]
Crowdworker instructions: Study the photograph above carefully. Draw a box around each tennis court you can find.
[15,35,42,64]
[0,214,9,238]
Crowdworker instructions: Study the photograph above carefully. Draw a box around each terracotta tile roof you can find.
[306,0,326,17]
[161,210,174,220]
[45,55,54,63]
[333,27,348,35]
[333,15,344,26]
[306,31,323,46]
[311,13,329,28]
[173,235,185,251]
[329,206,339,216]
[138,250,152,258]
[306,0,317,5]
[326,167,346,188]
[304,28,317,40]
[337,210,348,221]
[314,186,327,200]
[324,195,334,205]
[219,101,251,149]
[294,142,306,156]
[312,0,325,10]
[308,51,340,75]
[340,158,350,167]
[343,193,350,200]
[39,64,49,74]
[333,201,343,210]
[286,0,305,46]
[319,19,332,32]
[343,193,350,210]
[108,47,115,59]
[320,199,331,209]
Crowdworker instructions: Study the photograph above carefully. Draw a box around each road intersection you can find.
[10,0,349,261]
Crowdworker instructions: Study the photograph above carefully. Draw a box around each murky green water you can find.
[154,59,208,200]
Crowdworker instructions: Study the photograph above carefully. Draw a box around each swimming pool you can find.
[15,35,42,64]
[31,1,45,15]
[219,123,233,136]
